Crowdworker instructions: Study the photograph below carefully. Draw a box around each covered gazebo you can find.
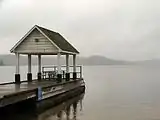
[10,25,79,84]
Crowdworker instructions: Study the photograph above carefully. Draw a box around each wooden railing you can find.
[42,66,83,80]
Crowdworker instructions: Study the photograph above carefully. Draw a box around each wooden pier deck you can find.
[0,80,54,98]
[0,79,85,108]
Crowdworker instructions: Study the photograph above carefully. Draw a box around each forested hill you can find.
[0,54,130,66]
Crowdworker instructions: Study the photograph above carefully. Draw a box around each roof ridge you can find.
[36,25,58,34]
[36,25,79,54]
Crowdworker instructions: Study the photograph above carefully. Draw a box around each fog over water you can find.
[0,0,160,60]
[0,1,160,120]
[1,66,160,120]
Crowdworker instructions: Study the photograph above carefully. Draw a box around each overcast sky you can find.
[0,0,159,60]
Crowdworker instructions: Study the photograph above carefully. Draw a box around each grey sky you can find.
[0,0,159,60]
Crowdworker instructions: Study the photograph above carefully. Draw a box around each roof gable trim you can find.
[61,50,79,55]
[36,26,61,52]
[10,25,61,53]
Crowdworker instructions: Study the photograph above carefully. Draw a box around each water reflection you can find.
[0,93,84,120]
[41,94,83,120]
[55,100,79,120]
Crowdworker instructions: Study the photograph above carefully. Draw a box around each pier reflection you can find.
[40,94,83,120]
[55,100,79,120]
[0,93,84,120]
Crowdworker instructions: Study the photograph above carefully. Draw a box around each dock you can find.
[0,25,85,108]
[0,78,85,107]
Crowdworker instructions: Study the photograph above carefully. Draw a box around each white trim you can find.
[10,25,37,52]
[35,26,61,51]
[61,50,79,55]
[10,25,62,53]
[13,52,59,55]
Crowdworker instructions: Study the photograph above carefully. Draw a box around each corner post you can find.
[27,54,32,82]
[15,53,20,84]
[37,54,41,80]
[57,52,62,83]
[73,54,77,79]
[66,54,70,81]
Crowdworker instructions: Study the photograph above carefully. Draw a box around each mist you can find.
[0,0,159,60]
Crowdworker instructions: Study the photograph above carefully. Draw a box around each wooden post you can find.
[66,54,69,73]
[37,54,41,80]
[38,55,41,73]
[57,52,62,82]
[15,53,20,84]
[16,53,20,74]
[73,54,77,79]
[28,54,31,73]
[80,66,82,79]
[66,54,70,81]
[27,54,32,82]
[57,52,61,74]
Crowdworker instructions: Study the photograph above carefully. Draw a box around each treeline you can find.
[0,60,4,66]
[0,54,130,66]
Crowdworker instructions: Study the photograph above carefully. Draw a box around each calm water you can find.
[1,65,160,120]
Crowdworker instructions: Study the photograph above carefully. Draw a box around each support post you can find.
[73,54,77,79]
[37,55,41,80]
[27,54,32,82]
[15,53,20,84]
[66,54,70,81]
[57,52,62,83]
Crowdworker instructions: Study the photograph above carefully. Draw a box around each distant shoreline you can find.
[0,54,159,66]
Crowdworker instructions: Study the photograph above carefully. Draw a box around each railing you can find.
[42,66,83,80]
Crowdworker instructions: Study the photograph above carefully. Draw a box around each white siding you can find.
[15,29,58,54]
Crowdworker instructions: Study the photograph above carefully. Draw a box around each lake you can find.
[1,65,160,120]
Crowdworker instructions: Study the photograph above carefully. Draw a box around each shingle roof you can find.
[37,25,79,54]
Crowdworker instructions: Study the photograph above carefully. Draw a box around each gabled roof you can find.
[10,25,79,54]
[36,25,79,54]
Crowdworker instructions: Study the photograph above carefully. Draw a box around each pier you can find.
[0,25,85,108]
[0,93,84,120]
